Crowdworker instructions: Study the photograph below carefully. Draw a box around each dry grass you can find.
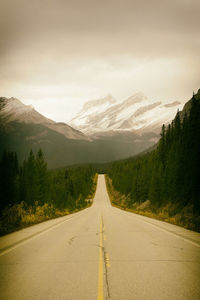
[105,175,200,232]
[0,202,71,236]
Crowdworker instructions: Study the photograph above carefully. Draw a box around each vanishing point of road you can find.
[0,175,200,299]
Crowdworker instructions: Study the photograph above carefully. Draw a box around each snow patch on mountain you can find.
[70,95,117,127]
[70,93,183,135]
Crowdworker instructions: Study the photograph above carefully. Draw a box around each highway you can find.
[0,174,200,299]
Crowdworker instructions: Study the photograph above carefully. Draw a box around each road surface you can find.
[0,175,200,299]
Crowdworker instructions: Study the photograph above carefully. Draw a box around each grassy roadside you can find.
[105,174,200,232]
[0,173,98,236]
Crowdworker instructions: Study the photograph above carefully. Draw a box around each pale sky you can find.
[0,0,200,122]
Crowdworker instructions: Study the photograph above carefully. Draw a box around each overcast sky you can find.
[0,0,200,122]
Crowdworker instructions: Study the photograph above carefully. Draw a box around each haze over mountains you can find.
[0,92,185,168]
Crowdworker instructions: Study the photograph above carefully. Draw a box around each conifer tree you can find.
[36,149,48,205]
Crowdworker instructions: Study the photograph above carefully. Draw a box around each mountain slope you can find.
[70,95,117,130]
[0,97,88,140]
[70,93,182,135]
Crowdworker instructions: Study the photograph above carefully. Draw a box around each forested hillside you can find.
[0,150,97,235]
[107,91,200,231]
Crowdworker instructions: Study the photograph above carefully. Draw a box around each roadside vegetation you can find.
[106,93,200,232]
[0,150,97,235]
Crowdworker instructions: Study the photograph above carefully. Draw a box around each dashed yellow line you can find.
[98,216,104,300]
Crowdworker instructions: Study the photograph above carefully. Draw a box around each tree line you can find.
[0,149,96,233]
[108,93,200,216]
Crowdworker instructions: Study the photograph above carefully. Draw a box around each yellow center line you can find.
[98,216,104,300]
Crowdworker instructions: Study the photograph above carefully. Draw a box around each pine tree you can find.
[20,150,37,206]
[35,149,48,205]
[158,124,166,167]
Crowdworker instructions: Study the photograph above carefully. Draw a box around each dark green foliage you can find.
[0,151,19,212]
[108,93,200,214]
[18,149,48,206]
[0,149,96,215]
[35,149,48,205]
[48,165,95,210]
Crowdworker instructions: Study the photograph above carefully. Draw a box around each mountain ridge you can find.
[70,92,182,135]
[0,97,88,141]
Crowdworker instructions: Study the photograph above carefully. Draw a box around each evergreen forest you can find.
[0,150,96,235]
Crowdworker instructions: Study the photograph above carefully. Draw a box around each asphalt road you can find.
[0,174,200,299]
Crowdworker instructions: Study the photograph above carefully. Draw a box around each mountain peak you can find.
[0,97,52,124]
[1,97,34,111]
[70,94,117,128]
[0,97,22,109]
[0,96,88,141]
[123,92,147,106]
[82,94,116,112]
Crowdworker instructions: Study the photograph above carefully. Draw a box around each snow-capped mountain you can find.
[70,95,117,128]
[70,93,182,135]
[0,97,88,140]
